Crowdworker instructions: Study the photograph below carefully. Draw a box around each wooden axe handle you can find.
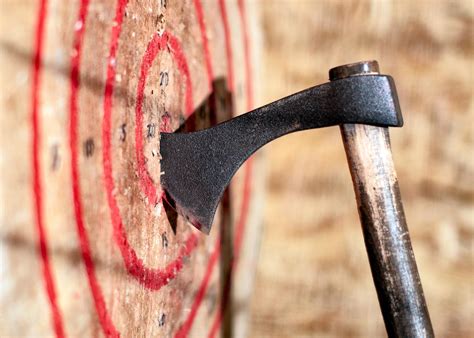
[333,61,434,337]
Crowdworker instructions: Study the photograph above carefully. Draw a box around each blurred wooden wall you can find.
[250,1,473,337]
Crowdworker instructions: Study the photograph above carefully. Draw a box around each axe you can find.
[160,61,434,337]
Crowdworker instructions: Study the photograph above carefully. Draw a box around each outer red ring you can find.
[31,0,66,336]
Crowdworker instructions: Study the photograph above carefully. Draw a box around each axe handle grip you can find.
[341,123,434,337]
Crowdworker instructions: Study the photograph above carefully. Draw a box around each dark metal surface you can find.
[336,61,434,337]
[160,74,402,234]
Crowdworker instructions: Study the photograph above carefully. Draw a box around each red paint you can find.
[193,0,214,91]
[218,0,234,92]
[69,0,119,336]
[31,0,66,337]
[136,31,193,205]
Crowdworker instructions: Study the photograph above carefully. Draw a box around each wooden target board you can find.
[0,0,263,337]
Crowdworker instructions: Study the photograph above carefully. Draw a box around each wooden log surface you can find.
[0,1,263,337]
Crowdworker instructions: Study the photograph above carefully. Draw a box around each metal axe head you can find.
[159,63,402,234]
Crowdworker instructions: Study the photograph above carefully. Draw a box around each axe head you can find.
[160,129,236,235]
[159,73,402,234]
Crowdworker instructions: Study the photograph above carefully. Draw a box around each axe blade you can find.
[159,75,402,234]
